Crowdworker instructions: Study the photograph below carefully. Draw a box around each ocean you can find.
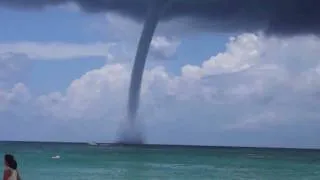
[1,142,320,179]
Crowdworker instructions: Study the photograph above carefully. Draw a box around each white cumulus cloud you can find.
[150,36,180,60]
[26,33,320,147]
[0,83,31,112]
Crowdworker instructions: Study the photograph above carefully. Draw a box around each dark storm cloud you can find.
[0,0,320,35]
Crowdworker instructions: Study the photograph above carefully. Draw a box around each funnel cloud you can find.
[121,1,168,144]
[2,0,320,144]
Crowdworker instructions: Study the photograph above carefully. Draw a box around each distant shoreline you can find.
[0,140,319,151]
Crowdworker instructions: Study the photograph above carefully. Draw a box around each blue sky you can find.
[1,3,320,148]
[0,7,108,94]
[0,7,229,94]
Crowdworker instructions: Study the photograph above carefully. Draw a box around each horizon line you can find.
[0,140,319,151]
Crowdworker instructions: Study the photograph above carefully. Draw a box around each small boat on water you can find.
[88,142,98,146]
[51,155,60,159]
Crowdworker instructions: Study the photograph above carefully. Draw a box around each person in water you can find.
[3,154,21,180]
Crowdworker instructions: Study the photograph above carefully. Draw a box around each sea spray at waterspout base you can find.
[118,1,165,144]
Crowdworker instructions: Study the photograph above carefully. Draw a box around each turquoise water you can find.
[1,142,320,179]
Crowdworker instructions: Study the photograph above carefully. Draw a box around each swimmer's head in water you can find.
[4,154,17,170]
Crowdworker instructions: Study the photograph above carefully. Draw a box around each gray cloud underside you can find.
[1,0,320,35]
